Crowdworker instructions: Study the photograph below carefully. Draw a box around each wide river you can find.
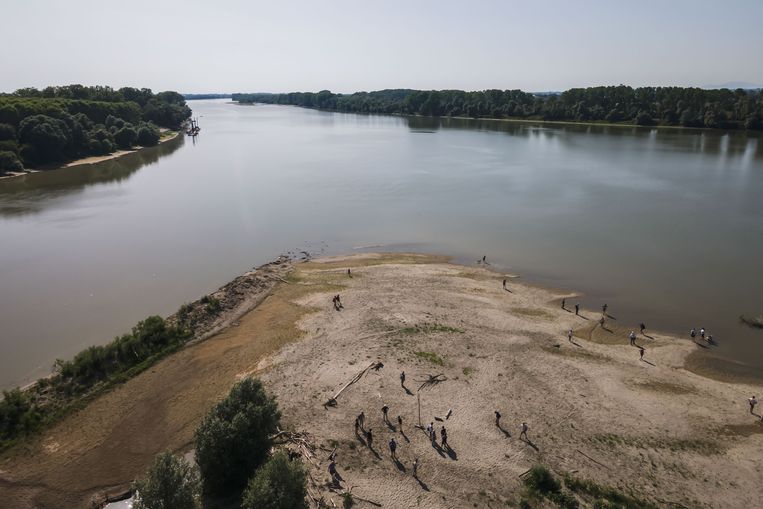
[1,99,762,389]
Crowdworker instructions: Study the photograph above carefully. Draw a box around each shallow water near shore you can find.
[1,99,762,388]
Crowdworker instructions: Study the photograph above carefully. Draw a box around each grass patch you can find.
[630,380,695,395]
[522,465,579,508]
[589,433,722,455]
[563,474,657,509]
[463,367,476,376]
[400,323,465,335]
[512,307,554,319]
[414,351,445,366]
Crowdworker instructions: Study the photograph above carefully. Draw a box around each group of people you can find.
[689,327,713,344]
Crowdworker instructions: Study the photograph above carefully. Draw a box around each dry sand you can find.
[1,253,762,508]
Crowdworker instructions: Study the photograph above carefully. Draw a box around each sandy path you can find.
[1,253,761,508]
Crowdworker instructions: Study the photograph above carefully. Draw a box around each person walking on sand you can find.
[397,415,403,432]
[440,426,448,449]
[602,303,608,314]
[639,346,645,361]
[412,457,419,478]
[520,422,529,441]
[430,422,436,444]
[629,330,636,346]
[426,422,433,440]
[389,438,398,460]
[575,303,580,315]
[568,329,574,342]
[358,411,365,430]
[382,404,389,424]
[640,322,646,335]
[561,298,566,310]
[400,371,406,387]
[495,410,502,427]
[749,396,758,414]
[354,417,360,435]
[503,278,507,290]
[366,428,373,449]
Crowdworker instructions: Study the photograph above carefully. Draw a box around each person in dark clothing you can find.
[347,268,352,277]
[440,426,448,448]
[639,346,645,361]
[400,371,406,387]
[389,438,398,459]
[366,428,373,449]
[575,303,580,315]
[503,278,507,289]
[482,255,486,263]
[495,410,501,426]
[354,417,360,435]
[328,460,340,485]
[602,303,608,314]
[412,458,419,478]
[640,322,646,334]
[397,415,403,432]
[382,404,389,424]
[561,298,566,310]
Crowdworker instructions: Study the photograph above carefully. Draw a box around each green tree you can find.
[136,123,161,146]
[114,126,138,149]
[195,378,281,495]
[241,451,307,509]
[0,151,23,173]
[18,114,70,163]
[133,452,200,509]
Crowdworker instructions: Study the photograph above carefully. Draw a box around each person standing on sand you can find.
[483,255,487,263]
[700,327,706,340]
[602,303,608,314]
[430,422,436,444]
[520,422,529,441]
[397,415,403,432]
[440,426,448,449]
[400,371,406,387]
[639,346,645,361]
[690,328,696,341]
[366,428,373,449]
[503,278,507,290]
[561,298,566,310]
[495,410,502,427]
[382,404,390,424]
[640,322,646,335]
[749,396,758,414]
[389,438,398,459]
[629,330,636,346]
[568,329,574,342]
[575,303,580,316]
[354,417,360,435]
[328,460,340,485]
[347,268,352,277]
[358,412,365,430]
[412,458,419,478]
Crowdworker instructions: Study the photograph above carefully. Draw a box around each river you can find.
[1,99,762,389]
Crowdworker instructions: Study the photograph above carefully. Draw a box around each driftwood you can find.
[271,428,319,466]
[417,373,447,391]
[575,449,610,470]
[324,361,384,407]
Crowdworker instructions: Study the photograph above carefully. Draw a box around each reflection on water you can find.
[0,135,184,217]
[1,100,762,389]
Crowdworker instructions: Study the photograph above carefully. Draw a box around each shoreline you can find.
[0,131,180,182]
[234,101,761,134]
[1,253,761,508]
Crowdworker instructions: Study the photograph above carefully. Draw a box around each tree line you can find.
[232,85,763,130]
[0,85,192,174]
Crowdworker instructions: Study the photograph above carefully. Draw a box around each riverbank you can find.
[0,131,180,181]
[1,253,761,508]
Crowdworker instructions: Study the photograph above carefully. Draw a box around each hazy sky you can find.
[3,0,762,94]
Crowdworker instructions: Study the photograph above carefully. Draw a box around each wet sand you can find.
[1,253,761,508]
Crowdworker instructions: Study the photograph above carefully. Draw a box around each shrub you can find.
[524,465,560,495]
[241,451,308,509]
[195,378,281,495]
[133,452,200,509]
[0,389,42,445]
[0,151,23,173]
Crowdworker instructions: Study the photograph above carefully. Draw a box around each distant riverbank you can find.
[0,131,180,181]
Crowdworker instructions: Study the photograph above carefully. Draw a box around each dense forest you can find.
[183,93,231,100]
[232,86,763,131]
[0,85,192,174]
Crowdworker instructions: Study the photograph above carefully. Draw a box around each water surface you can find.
[1,99,762,388]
